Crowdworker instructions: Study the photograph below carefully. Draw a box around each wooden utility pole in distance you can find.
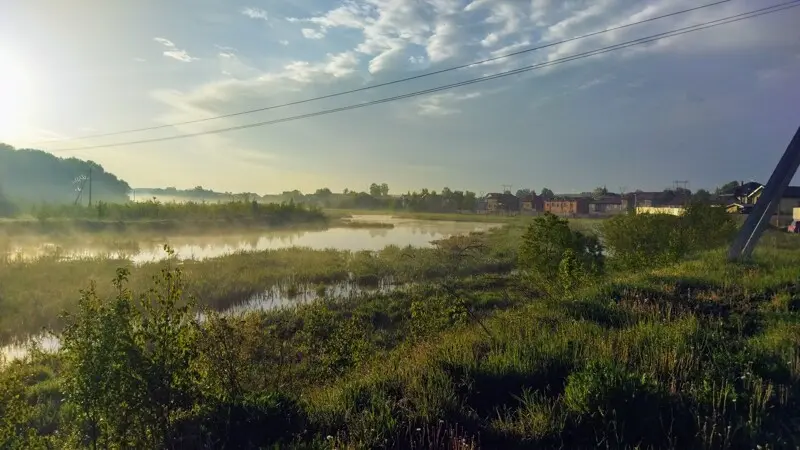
[728,126,800,261]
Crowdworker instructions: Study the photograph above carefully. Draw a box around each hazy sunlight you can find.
[0,48,34,140]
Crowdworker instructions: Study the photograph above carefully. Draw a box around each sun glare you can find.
[0,48,35,141]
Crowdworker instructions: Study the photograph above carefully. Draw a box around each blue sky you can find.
[1,0,799,195]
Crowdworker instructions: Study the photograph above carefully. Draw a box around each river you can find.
[1,215,500,361]
[1,215,500,263]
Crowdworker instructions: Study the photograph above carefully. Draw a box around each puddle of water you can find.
[1,278,410,363]
[226,278,406,315]
[1,334,61,363]
[2,216,499,264]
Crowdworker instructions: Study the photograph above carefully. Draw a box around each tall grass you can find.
[0,231,515,343]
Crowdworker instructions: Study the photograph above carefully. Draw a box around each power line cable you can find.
[48,1,800,153]
[36,0,735,144]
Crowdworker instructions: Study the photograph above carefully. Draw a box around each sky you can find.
[0,0,799,195]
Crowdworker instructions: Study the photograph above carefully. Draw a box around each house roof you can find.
[486,192,518,201]
[732,183,800,199]
[784,186,800,198]
[547,196,590,202]
[734,182,764,199]
[589,196,622,205]
[626,192,661,201]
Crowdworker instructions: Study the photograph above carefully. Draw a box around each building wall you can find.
[636,206,686,216]
[779,198,800,214]
[545,199,589,215]
[589,203,624,214]
[521,198,543,212]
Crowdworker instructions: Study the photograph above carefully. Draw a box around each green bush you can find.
[602,202,736,270]
[518,213,604,297]
[601,212,683,269]
[60,257,200,449]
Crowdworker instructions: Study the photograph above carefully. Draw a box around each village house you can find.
[520,194,544,214]
[588,195,626,215]
[484,192,519,213]
[625,192,662,208]
[725,182,800,215]
[544,197,590,216]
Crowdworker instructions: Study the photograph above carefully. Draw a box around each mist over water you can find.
[2,216,499,264]
[1,216,497,361]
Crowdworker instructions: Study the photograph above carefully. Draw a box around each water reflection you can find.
[2,216,499,264]
[2,278,409,362]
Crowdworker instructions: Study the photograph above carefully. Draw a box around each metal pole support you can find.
[727,126,800,261]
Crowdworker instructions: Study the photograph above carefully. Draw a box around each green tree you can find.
[61,251,200,448]
[0,143,131,204]
[592,186,609,198]
[540,188,555,199]
[463,191,477,211]
[314,188,332,197]
[0,185,15,217]
[369,183,381,197]
[515,188,532,198]
[519,213,604,296]
[380,183,389,197]
[693,189,712,203]
[715,180,741,195]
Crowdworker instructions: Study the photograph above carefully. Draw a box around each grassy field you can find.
[3,210,800,448]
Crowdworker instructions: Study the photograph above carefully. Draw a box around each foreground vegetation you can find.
[3,204,800,448]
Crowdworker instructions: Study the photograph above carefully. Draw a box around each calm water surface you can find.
[2,215,499,264]
[1,216,496,360]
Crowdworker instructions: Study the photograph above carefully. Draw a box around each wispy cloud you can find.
[301,28,326,39]
[154,37,198,62]
[279,40,289,46]
[416,91,483,117]
[577,74,614,90]
[164,50,198,62]
[153,37,176,48]
[241,7,268,21]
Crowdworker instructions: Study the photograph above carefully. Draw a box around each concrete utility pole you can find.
[728,125,800,261]
[88,166,93,207]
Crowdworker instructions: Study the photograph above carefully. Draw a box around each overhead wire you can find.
[48,1,800,153]
[35,0,736,144]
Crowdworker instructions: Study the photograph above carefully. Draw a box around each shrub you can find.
[602,202,736,270]
[518,213,604,297]
[0,362,50,449]
[601,212,683,269]
[61,250,201,449]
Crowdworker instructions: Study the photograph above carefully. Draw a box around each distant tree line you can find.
[297,184,479,212]
[0,144,131,206]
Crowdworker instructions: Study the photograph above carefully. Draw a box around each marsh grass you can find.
[0,231,515,343]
